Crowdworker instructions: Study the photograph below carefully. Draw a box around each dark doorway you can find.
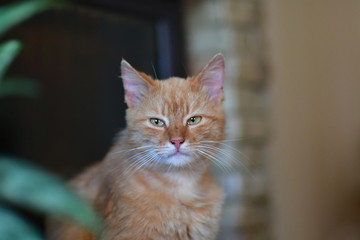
[0,0,185,178]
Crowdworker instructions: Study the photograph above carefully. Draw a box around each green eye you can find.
[187,116,202,125]
[150,118,165,127]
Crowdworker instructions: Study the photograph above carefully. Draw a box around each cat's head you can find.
[121,54,225,168]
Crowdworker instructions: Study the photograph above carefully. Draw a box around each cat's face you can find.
[122,54,225,168]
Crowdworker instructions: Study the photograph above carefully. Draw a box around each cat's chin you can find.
[163,152,194,167]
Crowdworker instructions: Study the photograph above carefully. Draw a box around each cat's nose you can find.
[170,137,185,151]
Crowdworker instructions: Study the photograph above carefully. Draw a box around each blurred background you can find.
[1,0,360,239]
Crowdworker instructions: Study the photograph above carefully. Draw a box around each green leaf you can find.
[0,205,42,240]
[0,0,54,37]
[0,77,41,97]
[0,157,102,233]
[0,40,22,82]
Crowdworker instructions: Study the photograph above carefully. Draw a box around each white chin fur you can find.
[164,153,193,167]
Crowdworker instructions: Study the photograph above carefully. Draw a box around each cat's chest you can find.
[162,198,222,239]
[108,172,223,239]
[116,191,222,240]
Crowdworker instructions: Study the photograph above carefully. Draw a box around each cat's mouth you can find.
[167,151,190,158]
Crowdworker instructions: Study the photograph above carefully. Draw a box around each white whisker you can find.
[109,145,153,156]
[195,149,232,175]
[192,141,254,177]
[200,144,253,177]
[123,149,155,175]
[201,138,247,143]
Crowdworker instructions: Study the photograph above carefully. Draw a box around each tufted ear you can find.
[121,59,154,108]
[195,53,225,103]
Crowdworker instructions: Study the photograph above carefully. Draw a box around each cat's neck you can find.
[133,166,212,203]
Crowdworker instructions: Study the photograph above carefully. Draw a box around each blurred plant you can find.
[0,158,102,240]
[0,0,56,97]
[0,1,102,240]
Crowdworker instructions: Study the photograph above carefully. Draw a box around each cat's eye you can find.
[187,116,202,125]
[150,118,165,127]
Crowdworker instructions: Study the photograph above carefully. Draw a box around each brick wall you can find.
[184,0,269,239]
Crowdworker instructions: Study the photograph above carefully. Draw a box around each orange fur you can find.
[47,54,226,240]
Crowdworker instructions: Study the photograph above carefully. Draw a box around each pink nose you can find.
[170,137,185,151]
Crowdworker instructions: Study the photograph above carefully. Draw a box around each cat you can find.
[47,53,226,240]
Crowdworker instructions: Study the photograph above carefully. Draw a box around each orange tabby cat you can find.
[47,54,226,240]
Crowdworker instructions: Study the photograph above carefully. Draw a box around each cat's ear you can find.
[121,59,154,107]
[194,53,225,103]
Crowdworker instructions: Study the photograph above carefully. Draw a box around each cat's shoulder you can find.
[69,161,104,200]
